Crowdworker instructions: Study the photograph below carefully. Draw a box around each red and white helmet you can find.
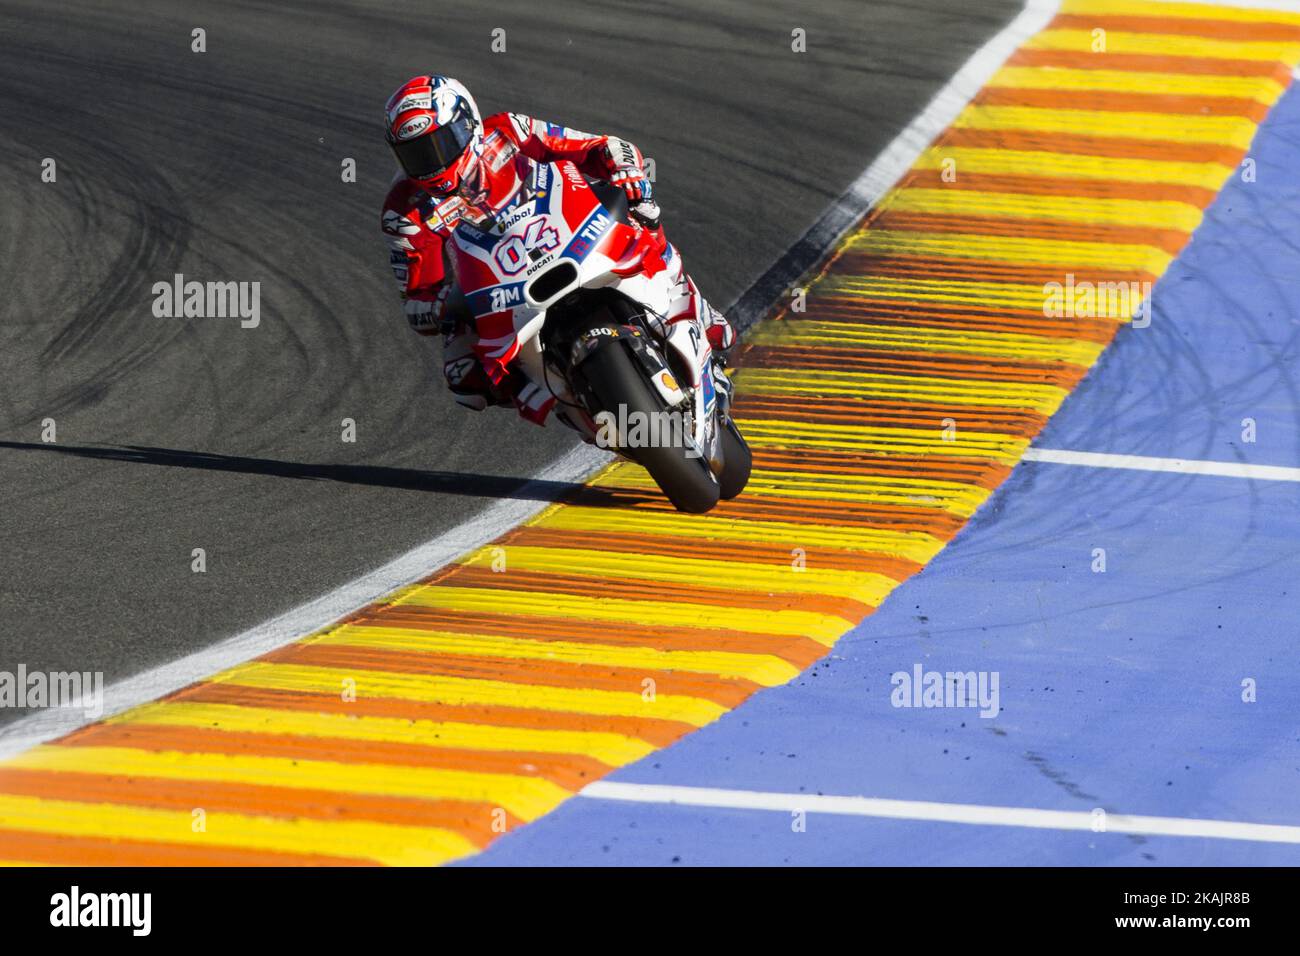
[384,75,483,196]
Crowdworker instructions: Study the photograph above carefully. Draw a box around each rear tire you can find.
[579,334,720,514]
[718,417,751,500]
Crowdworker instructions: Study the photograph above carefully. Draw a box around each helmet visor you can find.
[391,114,475,181]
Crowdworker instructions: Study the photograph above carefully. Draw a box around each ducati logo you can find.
[389,91,432,118]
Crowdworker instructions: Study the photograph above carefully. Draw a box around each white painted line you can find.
[0,444,608,760]
[581,781,1300,845]
[1023,447,1300,482]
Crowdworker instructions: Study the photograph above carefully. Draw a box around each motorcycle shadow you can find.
[0,440,649,508]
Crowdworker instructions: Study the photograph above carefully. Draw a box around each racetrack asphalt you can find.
[0,0,1021,723]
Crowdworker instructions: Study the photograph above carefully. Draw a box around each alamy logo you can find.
[152,273,260,328]
[1042,273,1152,326]
[0,665,103,718]
[594,405,698,456]
[890,664,1000,719]
[50,886,151,936]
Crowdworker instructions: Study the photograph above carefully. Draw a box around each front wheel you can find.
[579,335,721,514]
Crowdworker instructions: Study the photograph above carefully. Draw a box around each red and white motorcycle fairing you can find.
[446,157,726,455]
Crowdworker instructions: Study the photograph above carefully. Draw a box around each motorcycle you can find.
[444,159,751,513]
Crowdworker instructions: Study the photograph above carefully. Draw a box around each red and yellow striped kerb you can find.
[3,0,1299,864]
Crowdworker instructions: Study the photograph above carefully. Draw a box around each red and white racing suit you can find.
[380,112,734,423]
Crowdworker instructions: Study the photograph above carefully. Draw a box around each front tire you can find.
[579,334,721,514]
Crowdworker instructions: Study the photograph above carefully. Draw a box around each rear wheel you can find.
[717,417,751,500]
[578,333,720,514]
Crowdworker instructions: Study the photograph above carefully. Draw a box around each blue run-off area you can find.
[467,83,1300,866]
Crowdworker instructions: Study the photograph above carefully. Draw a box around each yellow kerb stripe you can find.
[311,623,804,686]
[533,506,947,563]
[734,366,1071,414]
[0,792,478,867]
[394,583,856,644]
[461,544,900,604]
[914,145,1231,193]
[987,65,1286,106]
[751,316,1107,365]
[1059,0,1300,26]
[111,700,658,765]
[1025,29,1300,63]
[604,466,995,518]
[214,661,730,725]
[883,188,1204,232]
[954,104,1259,149]
[737,420,1032,461]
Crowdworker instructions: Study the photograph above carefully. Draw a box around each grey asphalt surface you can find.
[0,0,1021,725]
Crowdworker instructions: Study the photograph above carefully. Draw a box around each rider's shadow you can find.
[0,440,648,508]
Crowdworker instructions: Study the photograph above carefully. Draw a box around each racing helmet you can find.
[385,75,483,196]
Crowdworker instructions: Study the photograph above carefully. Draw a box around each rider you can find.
[380,74,735,424]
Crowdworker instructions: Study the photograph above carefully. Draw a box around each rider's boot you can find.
[665,273,736,357]
[442,331,505,411]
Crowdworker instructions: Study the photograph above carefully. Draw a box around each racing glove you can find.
[602,136,653,203]
[404,284,453,336]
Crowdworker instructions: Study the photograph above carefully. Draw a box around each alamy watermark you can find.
[50,886,151,936]
[594,405,699,456]
[891,663,1000,719]
[1043,273,1151,327]
[152,272,260,328]
[0,665,104,718]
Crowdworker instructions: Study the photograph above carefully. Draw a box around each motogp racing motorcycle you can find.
[447,161,751,513]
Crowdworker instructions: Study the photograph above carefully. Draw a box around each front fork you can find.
[660,316,730,474]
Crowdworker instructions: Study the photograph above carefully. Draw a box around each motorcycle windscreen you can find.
[391,116,474,179]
